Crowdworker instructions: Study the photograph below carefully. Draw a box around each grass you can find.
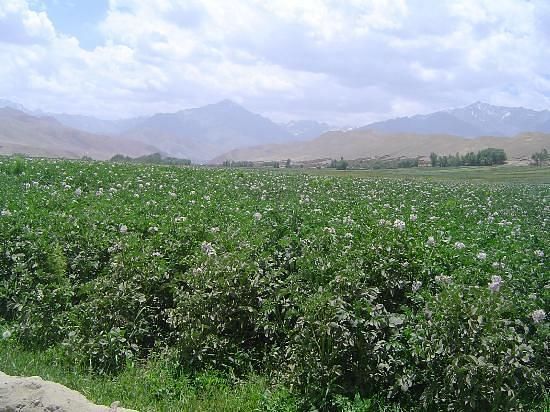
[1,341,548,412]
[278,165,550,184]
[0,340,298,412]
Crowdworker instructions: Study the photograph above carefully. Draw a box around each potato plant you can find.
[0,157,548,410]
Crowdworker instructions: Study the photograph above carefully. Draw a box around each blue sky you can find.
[36,0,108,50]
[0,0,549,124]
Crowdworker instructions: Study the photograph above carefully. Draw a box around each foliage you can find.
[0,157,548,411]
[430,147,507,167]
[531,148,549,167]
[110,152,192,165]
[347,157,419,170]
[329,156,349,170]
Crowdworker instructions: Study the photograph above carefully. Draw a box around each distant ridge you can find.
[360,102,550,137]
[279,120,335,140]
[1,99,550,162]
[117,99,295,161]
[212,129,550,164]
[0,108,158,160]
[0,99,326,161]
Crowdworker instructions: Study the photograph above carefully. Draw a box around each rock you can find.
[0,371,138,412]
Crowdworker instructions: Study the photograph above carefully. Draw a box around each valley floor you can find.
[288,165,550,184]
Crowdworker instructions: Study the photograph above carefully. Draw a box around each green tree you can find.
[430,152,438,167]
[531,148,548,166]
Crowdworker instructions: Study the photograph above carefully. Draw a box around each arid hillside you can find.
[212,129,550,163]
[0,108,158,160]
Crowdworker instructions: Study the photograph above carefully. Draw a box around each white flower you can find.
[488,275,502,292]
[74,188,82,196]
[148,226,159,233]
[378,219,387,226]
[477,252,487,260]
[324,227,336,235]
[534,250,544,258]
[253,212,262,221]
[1,209,12,217]
[201,241,216,256]
[435,275,452,285]
[2,330,11,340]
[343,216,354,225]
[454,241,465,250]
[119,224,128,234]
[412,281,422,292]
[426,236,436,246]
[531,309,546,323]
[398,375,413,392]
[409,214,417,222]
[393,219,406,231]
[174,216,187,223]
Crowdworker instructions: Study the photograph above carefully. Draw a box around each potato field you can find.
[0,157,548,411]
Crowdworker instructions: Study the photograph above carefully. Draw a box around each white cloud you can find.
[0,0,56,44]
[0,0,549,124]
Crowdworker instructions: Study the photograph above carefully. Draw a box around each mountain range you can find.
[0,99,334,161]
[0,108,156,160]
[279,120,335,140]
[0,99,549,162]
[115,100,297,160]
[361,101,550,137]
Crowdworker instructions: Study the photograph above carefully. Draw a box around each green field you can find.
[292,165,550,184]
[0,157,548,411]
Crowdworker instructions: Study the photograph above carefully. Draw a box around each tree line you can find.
[110,153,192,165]
[430,148,507,167]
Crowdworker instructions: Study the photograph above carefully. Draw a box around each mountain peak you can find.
[0,99,30,113]
[465,101,493,111]
[214,99,242,108]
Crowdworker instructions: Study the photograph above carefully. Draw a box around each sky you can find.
[0,0,549,125]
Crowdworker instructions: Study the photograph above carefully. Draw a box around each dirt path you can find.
[0,371,137,412]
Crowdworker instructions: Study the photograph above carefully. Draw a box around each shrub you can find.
[408,286,547,410]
